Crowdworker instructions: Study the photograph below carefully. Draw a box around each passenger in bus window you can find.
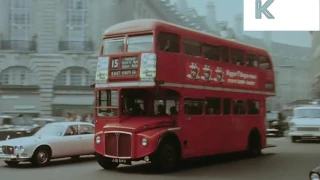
[248,101,259,114]
[170,106,178,115]
[157,104,167,116]
[132,103,144,115]
[162,40,171,51]
[247,55,257,67]
[233,101,245,115]
[208,108,214,114]
[253,59,259,67]
[119,44,124,52]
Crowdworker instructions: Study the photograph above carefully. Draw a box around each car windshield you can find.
[293,109,320,118]
[34,124,65,136]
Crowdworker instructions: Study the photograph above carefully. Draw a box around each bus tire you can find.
[246,129,262,158]
[95,153,119,170]
[152,140,180,172]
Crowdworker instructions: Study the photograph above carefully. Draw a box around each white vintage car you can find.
[0,122,95,167]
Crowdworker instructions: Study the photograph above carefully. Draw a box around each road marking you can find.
[269,137,288,141]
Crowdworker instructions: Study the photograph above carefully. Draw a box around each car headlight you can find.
[311,173,320,180]
[142,138,147,146]
[95,136,101,144]
[289,122,295,127]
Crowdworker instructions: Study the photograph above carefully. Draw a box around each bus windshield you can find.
[96,90,119,117]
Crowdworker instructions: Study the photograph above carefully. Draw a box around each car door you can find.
[79,124,95,154]
[53,125,82,157]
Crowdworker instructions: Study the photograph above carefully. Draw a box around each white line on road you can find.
[269,137,288,141]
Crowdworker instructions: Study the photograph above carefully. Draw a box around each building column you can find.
[37,0,58,53]
[39,85,54,116]
[0,0,9,41]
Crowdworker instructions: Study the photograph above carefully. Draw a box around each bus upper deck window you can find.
[231,49,244,65]
[103,37,125,55]
[220,47,229,63]
[259,56,271,70]
[127,35,153,52]
[183,39,201,57]
[246,54,259,67]
[203,44,220,61]
[158,32,180,53]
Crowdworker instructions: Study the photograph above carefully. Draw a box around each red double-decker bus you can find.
[93,19,275,172]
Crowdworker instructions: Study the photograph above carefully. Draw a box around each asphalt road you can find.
[0,137,318,180]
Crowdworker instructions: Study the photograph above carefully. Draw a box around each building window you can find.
[0,66,36,85]
[66,0,87,50]
[6,0,32,50]
[55,67,93,86]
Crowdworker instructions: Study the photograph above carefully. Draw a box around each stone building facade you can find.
[0,0,311,115]
[310,31,320,98]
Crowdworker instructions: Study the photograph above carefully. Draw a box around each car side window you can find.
[79,125,94,135]
[64,125,78,136]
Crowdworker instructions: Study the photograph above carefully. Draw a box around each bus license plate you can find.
[112,159,127,164]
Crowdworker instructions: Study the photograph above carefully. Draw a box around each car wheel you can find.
[4,161,19,167]
[95,153,119,170]
[246,132,262,158]
[152,141,180,172]
[31,147,51,167]
[277,131,283,137]
[291,136,299,143]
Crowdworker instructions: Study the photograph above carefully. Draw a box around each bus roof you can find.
[103,19,268,54]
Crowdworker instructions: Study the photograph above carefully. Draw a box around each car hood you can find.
[0,135,51,146]
[103,116,174,133]
[292,118,320,126]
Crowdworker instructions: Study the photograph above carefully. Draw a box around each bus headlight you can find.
[310,173,319,180]
[142,138,148,146]
[95,136,101,144]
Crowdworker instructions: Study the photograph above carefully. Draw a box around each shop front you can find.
[51,94,94,117]
[0,93,41,117]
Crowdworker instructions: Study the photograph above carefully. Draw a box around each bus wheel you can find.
[95,153,119,170]
[246,131,262,158]
[152,141,180,172]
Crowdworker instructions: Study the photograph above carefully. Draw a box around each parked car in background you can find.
[0,115,40,141]
[266,111,289,137]
[0,122,94,167]
[289,106,320,142]
[0,116,66,141]
[32,117,65,127]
